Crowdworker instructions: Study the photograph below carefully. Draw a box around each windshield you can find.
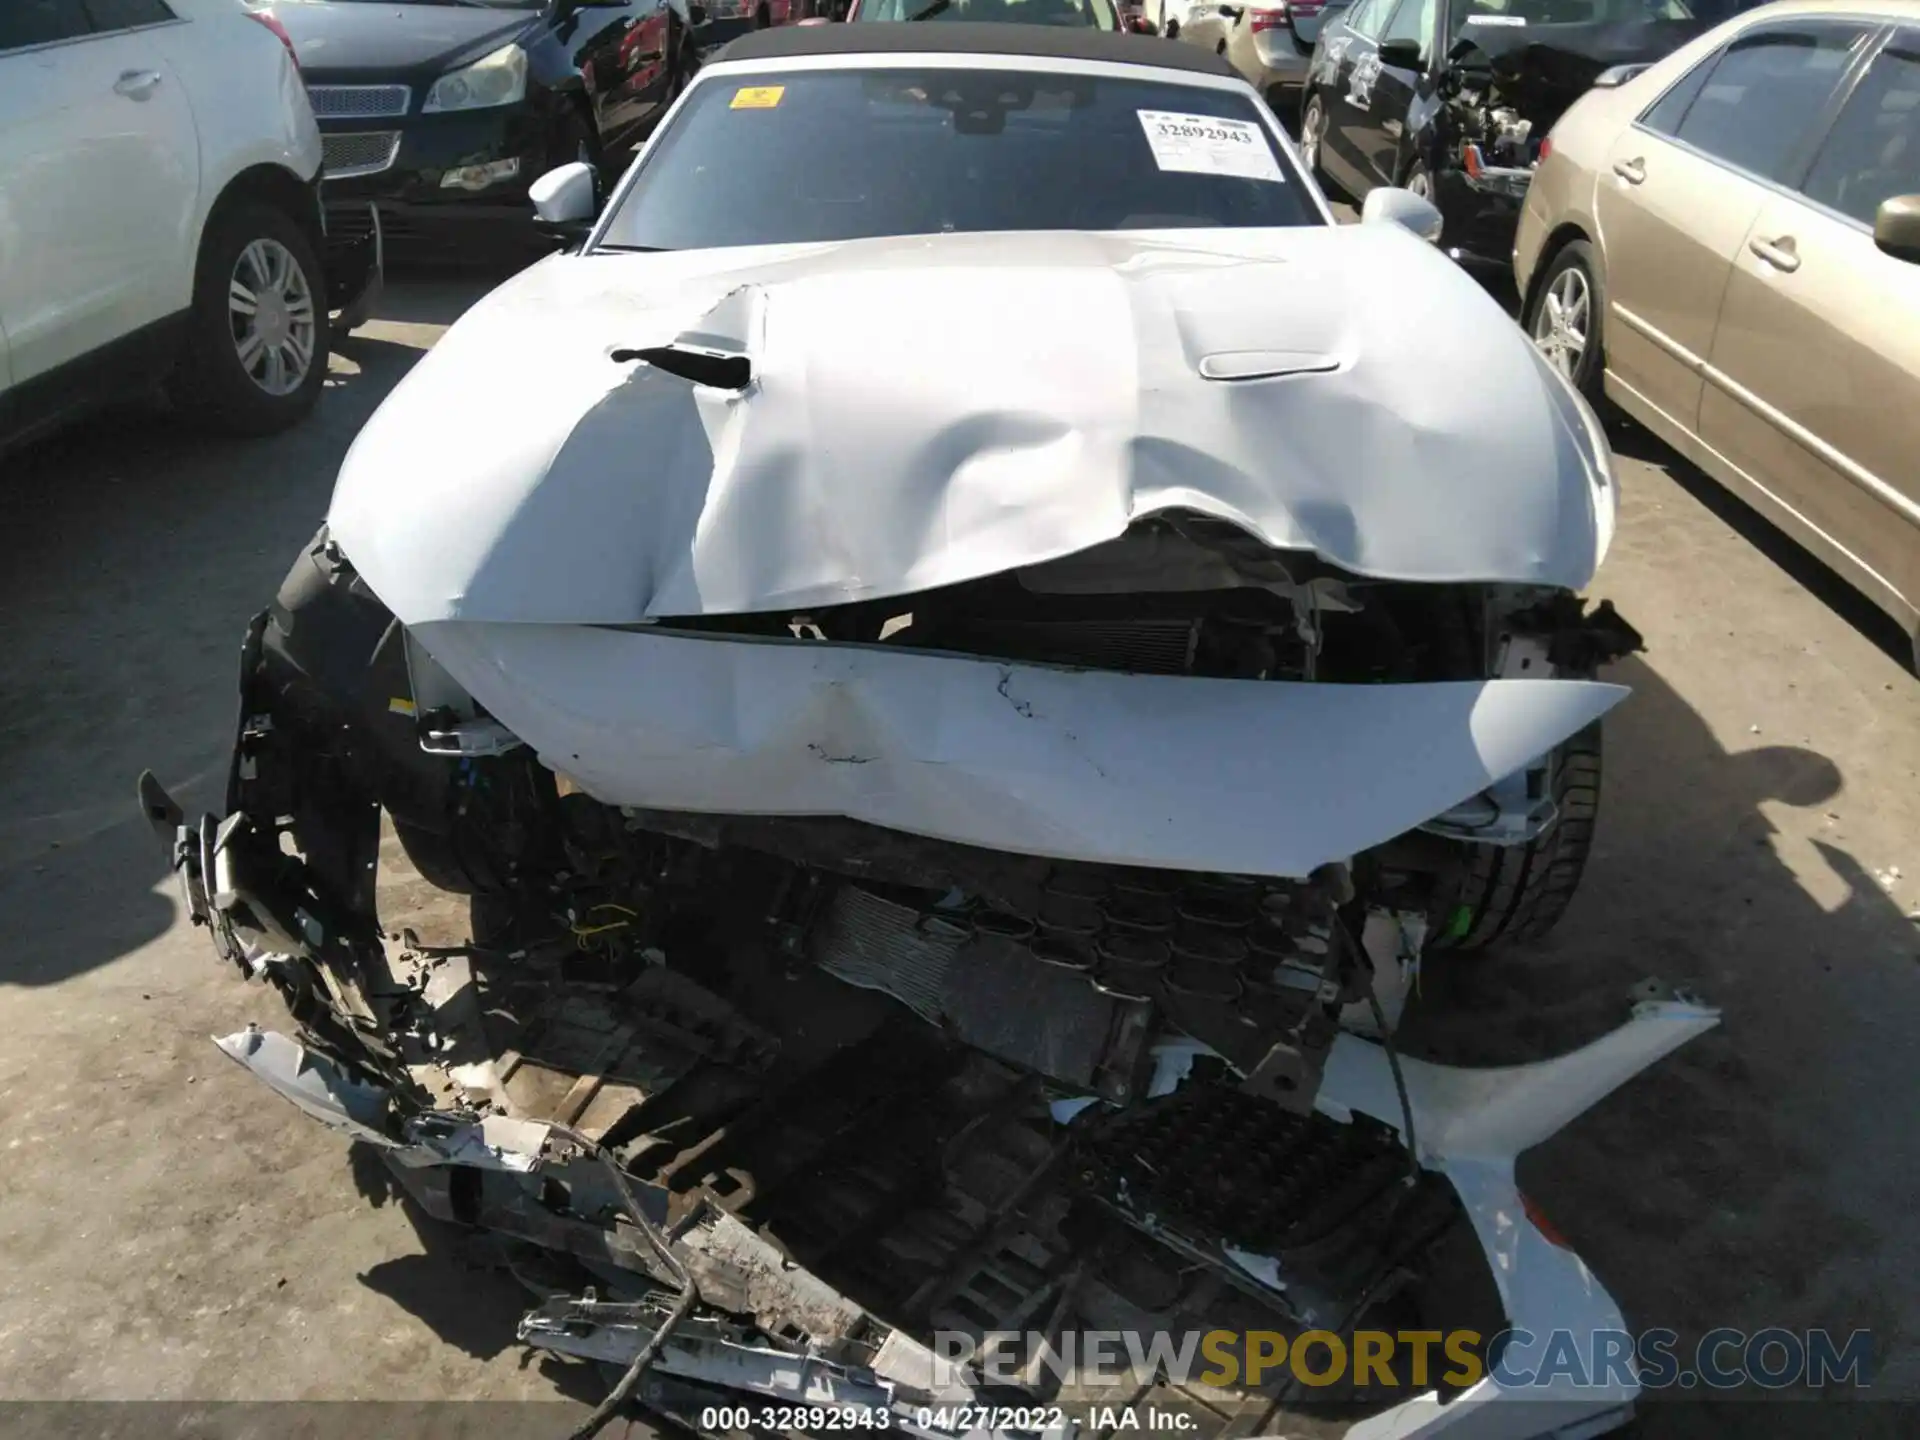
[596,66,1317,251]
[1452,0,1693,32]
[857,0,1120,27]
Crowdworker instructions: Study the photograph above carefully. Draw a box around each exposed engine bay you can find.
[1445,53,1538,196]
[1437,19,1710,196]
[135,518,1710,1440]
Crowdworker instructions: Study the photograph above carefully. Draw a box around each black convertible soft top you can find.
[712,21,1237,78]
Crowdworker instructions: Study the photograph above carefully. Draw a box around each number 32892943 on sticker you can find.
[1135,109,1284,184]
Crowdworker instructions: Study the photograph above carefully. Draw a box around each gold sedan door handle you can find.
[1749,234,1801,273]
[1611,156,1645,184]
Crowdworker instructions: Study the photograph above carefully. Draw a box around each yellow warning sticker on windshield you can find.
[731,86,785,110]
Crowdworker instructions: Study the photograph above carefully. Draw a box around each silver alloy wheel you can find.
[1301,99,1323,175]
[1532,264,1591,379]
[228,238,316,398]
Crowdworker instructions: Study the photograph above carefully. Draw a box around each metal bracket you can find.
[420,718,525,757]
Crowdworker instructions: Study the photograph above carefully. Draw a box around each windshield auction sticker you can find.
[730,85,785,109]
[1137,110,1283,183]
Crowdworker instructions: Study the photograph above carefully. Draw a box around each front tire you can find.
[1526,239,1607,409]
[170,201,328,436]
[1435,723,1604,952]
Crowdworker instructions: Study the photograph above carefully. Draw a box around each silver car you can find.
[1174,0,1347,111]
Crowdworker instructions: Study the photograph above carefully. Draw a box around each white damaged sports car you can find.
[142,24,1712,1440]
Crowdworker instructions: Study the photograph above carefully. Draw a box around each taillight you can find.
[1538,135,1554,161]
[1463,142,1485,179]
[247,9,300,72]
[1250,6,1289,30]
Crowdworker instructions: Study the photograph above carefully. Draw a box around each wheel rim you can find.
[228,238,316,399]
[1301,101,1322,175]
[1533,264,1591,379]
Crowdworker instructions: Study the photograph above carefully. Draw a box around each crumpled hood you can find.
[329,226,1613,627]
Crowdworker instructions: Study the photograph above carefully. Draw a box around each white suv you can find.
[0,0,377,452]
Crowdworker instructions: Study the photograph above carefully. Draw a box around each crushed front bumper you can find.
[138,537,1694,1440]
[203,989,1716,1440]
[142,750,1716,1440]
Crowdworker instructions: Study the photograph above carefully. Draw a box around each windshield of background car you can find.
[1451,0,1692,37]
[857,0,1120,28]
[595,65,1317,250]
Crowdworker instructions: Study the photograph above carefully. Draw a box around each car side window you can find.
[0,0,93,52]
[1640,57,1712,134]
[82,0,177,30]
[1647,24,1869,184]
[1379,0,1435,55]
[1344,0,1393,41]
[1799,39,1920,226]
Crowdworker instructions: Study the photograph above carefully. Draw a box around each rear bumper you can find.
[1437,169,1528,266]
[1250,33,1315,99]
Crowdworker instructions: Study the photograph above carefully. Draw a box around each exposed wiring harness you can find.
[547,1122,701,1440]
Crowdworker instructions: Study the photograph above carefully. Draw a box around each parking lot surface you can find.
[1,267,1916,1435]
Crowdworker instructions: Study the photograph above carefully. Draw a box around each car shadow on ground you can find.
[1408,649,1919,1414]
[0,267,513,990]
[346,1142,631,1407]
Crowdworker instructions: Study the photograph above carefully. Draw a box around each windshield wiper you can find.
[909,0,952,18]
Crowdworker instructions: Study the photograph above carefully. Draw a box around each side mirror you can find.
[531,161,599,247]
[1875,194,1920,263]
[1377,38,1422,70]
[1360,185,1443,244]
[532,161,597,224]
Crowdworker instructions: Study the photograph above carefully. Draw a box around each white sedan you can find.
[149,23,1707,1440]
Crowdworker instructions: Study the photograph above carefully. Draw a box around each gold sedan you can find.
[1514,0,1920,663]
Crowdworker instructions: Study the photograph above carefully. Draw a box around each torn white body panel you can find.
[1325,998,1722,1439]
[415,619,1627,877]
[214,1027,556,1172]
[327,225,1616,629]
[226,999,1712,1440]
